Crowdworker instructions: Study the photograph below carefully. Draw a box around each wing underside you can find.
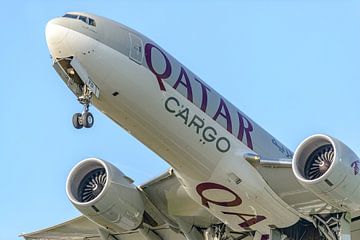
[21,170,217,240]
[21,215,188,240]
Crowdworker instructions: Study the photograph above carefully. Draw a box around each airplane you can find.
[21,12,360,240]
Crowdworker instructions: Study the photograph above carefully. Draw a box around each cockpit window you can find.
[78,15,87,24]
[62,14,96,27]
[88,18,96,27]
[63,14,78,19]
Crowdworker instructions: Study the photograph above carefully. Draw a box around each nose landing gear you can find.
[72,86,94,129]
[72,109,94,129]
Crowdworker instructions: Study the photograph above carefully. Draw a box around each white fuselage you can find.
[46,13,306,235]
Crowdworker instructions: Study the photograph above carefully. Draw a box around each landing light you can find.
[67,68,75,75]
[244,153,261,164]
[244,153,292,168]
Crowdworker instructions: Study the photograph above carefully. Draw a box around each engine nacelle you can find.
[293,134,360,211]
[66,158,144,233]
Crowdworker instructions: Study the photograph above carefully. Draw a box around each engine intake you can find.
[66,158,144,233]
[293,134,360,211]
[77,167,107,202]
[303,144,334,180]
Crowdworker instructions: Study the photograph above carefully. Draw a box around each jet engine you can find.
[66,158,144,233]
[292,134,360,211]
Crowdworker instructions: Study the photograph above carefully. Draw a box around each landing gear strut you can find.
[72,85,94,129]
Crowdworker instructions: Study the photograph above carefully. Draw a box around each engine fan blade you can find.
[77,168,107,202]
[305,144,334,180]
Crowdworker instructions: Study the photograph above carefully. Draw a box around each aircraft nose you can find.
[45,18,70,55]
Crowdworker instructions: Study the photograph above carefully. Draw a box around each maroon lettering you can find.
[213,98,233,133]
[145,42,255,152]
[237,112,254,150]
[145,43,172,91]
[222,211,266,229]
[196,182,242,208]
[173,67,193,102]
[195,78,211,112]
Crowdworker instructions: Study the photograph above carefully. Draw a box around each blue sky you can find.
[2,0,360,239]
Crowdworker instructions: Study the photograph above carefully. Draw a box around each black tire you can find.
[72,113,83,129]
[82,112,94,128]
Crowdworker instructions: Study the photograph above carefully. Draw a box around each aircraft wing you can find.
[21,215,99,240]
[21,215,188,240]
[21,170,234,240]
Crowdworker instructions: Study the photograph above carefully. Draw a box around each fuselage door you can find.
[129,33,144,64]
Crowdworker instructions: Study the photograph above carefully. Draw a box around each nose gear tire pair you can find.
[72,112,94,129]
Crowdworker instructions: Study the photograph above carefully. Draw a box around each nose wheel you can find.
[72,111,94,129]
[72,86,94,129]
